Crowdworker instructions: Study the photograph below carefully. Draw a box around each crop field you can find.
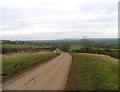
[2,52,59,78]
[69,44,83,51]
[3,44,51,49]
[66,53,118,90]
[2,43,52,54]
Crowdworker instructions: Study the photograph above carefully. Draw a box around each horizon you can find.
[1,37,119,41]
[0,0,119,40]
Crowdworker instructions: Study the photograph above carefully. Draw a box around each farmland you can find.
[69,44,83,51]
[2,42,52,54]
[2,52,59,78]
[66,53,118,90]
[2,39,119,56]
[69,41,119,59]
[1,38,119,90]
[3,44,51,49]
[69,42,118,52]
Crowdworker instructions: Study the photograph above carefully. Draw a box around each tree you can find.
[81,36,92,53]
[60,44,70,52]
[51,45,59,51]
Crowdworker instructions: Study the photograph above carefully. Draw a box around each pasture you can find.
[66,53,118,90]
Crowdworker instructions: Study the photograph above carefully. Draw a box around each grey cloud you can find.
[0,0,118,40]
[78,1,118,14]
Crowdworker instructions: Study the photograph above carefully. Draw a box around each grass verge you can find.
[2,52,59,78]
[66,53,118,90]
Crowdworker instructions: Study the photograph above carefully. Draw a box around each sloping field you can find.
[2,52,59,78]
[66,53,118,90]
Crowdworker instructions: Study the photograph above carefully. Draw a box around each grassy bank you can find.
[2,52,59,78]
[66,53,118,90]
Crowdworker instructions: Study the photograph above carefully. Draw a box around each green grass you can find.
[3,44,52,49]
[2,52,59,77]
[40,44,52,49]
[66,53,118,90]
[3,44,40,49]
[70,44,83,51]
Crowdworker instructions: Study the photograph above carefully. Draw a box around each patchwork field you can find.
[66,53,118,90]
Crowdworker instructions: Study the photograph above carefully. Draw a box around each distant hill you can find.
[24,38,119,44]
[1,38,119,44]
[88,38,119,42]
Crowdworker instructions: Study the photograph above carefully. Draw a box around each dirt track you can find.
[3,53,72,90]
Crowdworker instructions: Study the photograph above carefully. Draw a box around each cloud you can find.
[1,27,60,36]
[0,0,119,40]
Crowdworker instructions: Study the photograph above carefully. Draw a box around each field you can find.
[66,53,118,90]
[69,42,119,59]
[2,43,52,54]
[2,52,59,78]
[69,42,118,52]
[2,39,119,90]
[3,44,39,49]
[3,44,51,49]
[69,44,83,51]
[2,40,119,59]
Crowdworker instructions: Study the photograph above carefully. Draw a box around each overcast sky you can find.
[0,0,119,40]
